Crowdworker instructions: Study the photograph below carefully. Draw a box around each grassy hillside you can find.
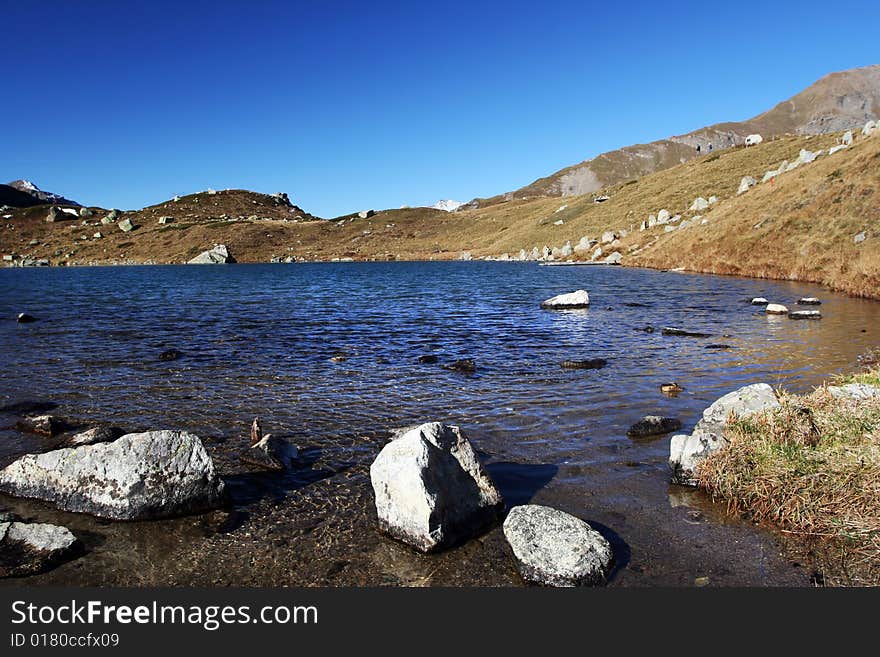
[1,128,877,300]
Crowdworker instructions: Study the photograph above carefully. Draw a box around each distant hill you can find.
[3,179,80,207]
[468,64,880,207]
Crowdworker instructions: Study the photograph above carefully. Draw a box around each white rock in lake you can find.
[669,383,780,485]
[540,289,590,309]
[369,422,504,552]
[750,297,769,305]
[0,520,80,577]
[765,303,788,314]
[188,244,236,264]
[503,505,613,586]
[0,430,226,520]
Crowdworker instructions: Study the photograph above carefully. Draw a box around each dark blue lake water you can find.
[1,262,878,586]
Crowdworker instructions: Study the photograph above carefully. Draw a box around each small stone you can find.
[16,313,37,323]
[16,415,67,436]
[159,349,184,361]
[661,327,711,338]
[445,359,476,373]
[750,297,769,305]
[66,426,124,447]
[0,521,81,578]
[418,355,439,364]
[796,297,821,305]
[788,310,821,320]
[561,359,607,370]
[765,303,789,314]
[627,416,682,438]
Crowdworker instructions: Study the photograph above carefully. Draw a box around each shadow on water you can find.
[485,461,559,506]
[586,520,631,582]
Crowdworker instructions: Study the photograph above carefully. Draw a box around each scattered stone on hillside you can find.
[762,160,788,183]
[661,327,711,338]
[207,188,217,195]
[16,415,67,436]
[828,144,847,156]
[16,313,37,323]
[560,241,573,257]
[827,383,880,400]
[530,247,541,260]
[863,120,877,137]
[708,196,717,204]
[627,416,682,438]
[647,214,657,228]
[604,251,622,265]
[750,297,769,305]
[100,216,113,225]
[118,218,135,232]
[657,210,670,224]
[765,303,789,315]
[591,246,602,261]
[690,197,709,211]
[541,290,590,309]
[601,231,616,244]
[0,520,81,578]
[444,359,476,374]
[679,219,694,229]
[664,225,677,232]
[459,251,472,261]
[188,244,236,264]
[854,231,866,244]
[106,209,119,221]
[797,297,821,305]
[78,208,91,218]
[639,220,647,231]
[0,430,226,520]
[555,205,567,213]
[593,195,609,203]
[788,310,822,320]
[797,148,818,165]
[561,358,607,370]
[369,422,504,552]
[45,206,63,223]
[158,216,174,224]
[358,210,375,219]
[737,176,757,194]
[574,236,592,253]
[93,232,102,239]
[503,505,613,587]
[242,434,299,471]
[553,219,564,226]
[841,130,853,146]
[669,383,780,485]
[65,426,124,448]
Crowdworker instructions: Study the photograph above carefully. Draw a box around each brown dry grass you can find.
[696,374,880,585]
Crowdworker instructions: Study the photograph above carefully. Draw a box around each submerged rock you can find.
[16,313,37,323]
[669,383,780,485]
[159,348,184,361]
[444,359,476,373]
[0,520,81,578]
[540,290,590,309]
[660,382,684,396]
[369,422,504,552]
[187,244,236,264]
[796,297,821,305]
[242,434,299,471]
[503,505,612,586]
[561,358,607,370]
[661,327,711,338]
[0,430,226,520]
[417,355,439,364]
[627,416,682,438]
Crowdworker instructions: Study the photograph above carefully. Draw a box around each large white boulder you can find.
[369,422,504,552]
[737,176,757,194]
[0,431,226,520]
[187,244,236,264]
[540,290,590,309]
[0,520,80,577]
[656,209,671,224]
[765,303,788,314]
[827,383,880,400]
[503,505,613,586]
[669,383,780,485]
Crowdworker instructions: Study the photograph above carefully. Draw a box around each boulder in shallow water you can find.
[503,505,613,586]
[669,383,779,485]
[627,416,682,438]
[541,290,590,309]
[444,358,476,373]
[750,297,769,305]
[241,434,300,470]
[0,520,81,578]
[788,310,821,320]
[65,426,124,448]
[561,358,607,370]
[369,422,504,552]
[0,430,226,520]
[796,297,821,305]
[187,244,236,264]
[16,313,37,323]
[661,327,711,338]
[765,303,788,314]
[16,415,67,436]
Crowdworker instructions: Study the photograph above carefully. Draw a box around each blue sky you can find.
[2,0,877,217]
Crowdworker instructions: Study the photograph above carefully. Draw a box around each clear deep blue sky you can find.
[2,1,877,216]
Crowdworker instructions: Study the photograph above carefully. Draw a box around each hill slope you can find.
[469,64,880,207]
